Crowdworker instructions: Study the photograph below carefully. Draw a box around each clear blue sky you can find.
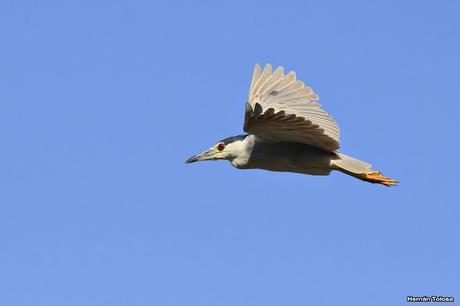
[1,0,459,305]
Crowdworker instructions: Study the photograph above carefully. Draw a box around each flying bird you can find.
[186,64,397,186]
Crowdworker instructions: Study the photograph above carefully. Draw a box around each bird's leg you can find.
[360,171,398,187]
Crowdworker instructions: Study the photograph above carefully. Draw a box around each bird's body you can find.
[228,134,334,175]
[186,64,397,186]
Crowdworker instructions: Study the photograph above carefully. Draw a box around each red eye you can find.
[217,143,225,151]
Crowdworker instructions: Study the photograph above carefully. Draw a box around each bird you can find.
[186,64,397,186]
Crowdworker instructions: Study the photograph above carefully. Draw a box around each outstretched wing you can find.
[243,64,340,152]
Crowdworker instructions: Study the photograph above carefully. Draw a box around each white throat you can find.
[226,134,256,168]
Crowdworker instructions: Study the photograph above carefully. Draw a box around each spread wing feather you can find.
[243,64,340,151]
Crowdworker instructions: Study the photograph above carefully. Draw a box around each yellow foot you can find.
[361,171,398,187]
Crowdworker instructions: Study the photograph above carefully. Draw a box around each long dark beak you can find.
[185,149,212,164]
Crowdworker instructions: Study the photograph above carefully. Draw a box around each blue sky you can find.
[1,0,459,305]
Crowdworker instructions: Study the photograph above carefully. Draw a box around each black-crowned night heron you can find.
[186,64,397,186]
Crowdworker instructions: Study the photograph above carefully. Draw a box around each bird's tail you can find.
[332,153,397,187]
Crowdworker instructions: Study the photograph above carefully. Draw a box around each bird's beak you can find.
[185,149,214,163]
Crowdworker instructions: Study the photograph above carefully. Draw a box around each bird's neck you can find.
[229,134,256,168]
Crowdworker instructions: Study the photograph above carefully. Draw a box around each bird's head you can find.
[185,135,248,164]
